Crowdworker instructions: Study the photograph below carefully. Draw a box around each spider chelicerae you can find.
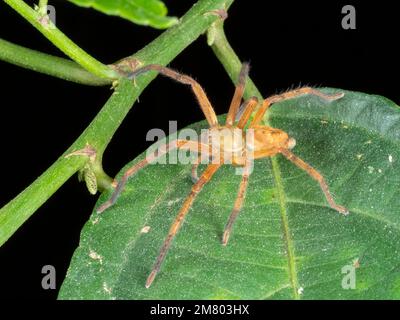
[97,63,349,288]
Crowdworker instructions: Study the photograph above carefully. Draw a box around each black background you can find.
[0,0,398,299]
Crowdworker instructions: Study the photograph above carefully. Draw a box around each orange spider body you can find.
[98,63,348,288]
[249,125,296,159]
[202,125,296,166]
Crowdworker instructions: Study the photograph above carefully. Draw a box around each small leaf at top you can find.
[68,0,179,29]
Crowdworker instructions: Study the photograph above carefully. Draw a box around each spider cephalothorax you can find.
[97,63,348,288]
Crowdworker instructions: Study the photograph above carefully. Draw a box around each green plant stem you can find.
[0,0,234,247]
[3,0,117,79]
[0,79,132,247]
[209,23,300,299]
[208,22,263,101]
[0,38,111,86]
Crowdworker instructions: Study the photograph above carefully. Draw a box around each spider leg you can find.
[226,63,250,126]
[236,97,259,129]
[250,87,344,126]
[280,148,349,215]
[222,159,252,246]
[128,64,218,127]
[97,140,211,213]
[146,163,221,288]
[190,150,213,183]
[191,155,201,183]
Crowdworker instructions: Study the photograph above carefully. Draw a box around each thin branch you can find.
[0,38,111,86]
[3,0,117,79]
[208,21,263,102]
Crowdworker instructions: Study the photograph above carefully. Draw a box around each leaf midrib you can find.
[270,156,300,300]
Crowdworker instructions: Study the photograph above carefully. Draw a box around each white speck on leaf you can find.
[89,249,103,264]
[167,198,182,206]
[103,282,112,294]
[367,166,374,173]
[389,154,393,163]
[356,154,363,160]
[298,287,304,295]
[141,226,151,233]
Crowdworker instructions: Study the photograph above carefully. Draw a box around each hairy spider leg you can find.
[226,63,250,126]
[222,157,252,246]
[250,87,345,127]
[128,64,219,127]
[236,97,259,129]
[97,140,212,213]
[146,163,221,288]
[191,149,214,183]
[280,148,349,215]
[191,141,216,183]
[191,154,206,184]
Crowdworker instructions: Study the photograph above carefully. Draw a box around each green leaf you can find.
[59,89,400,299]
[67,0,178,29]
